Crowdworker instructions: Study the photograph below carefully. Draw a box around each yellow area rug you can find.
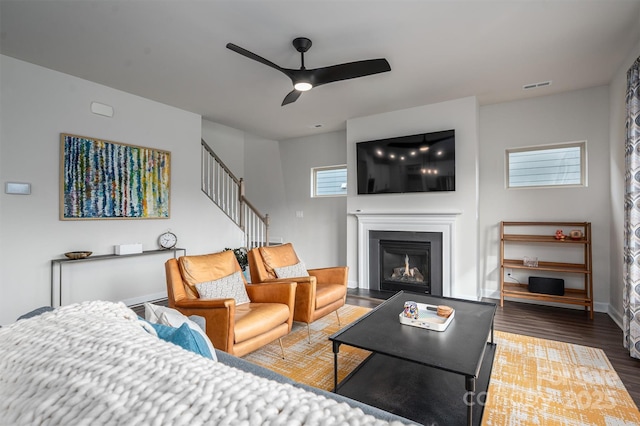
[484,331,640,425]
[242,305,640,425]
[243,304,371,391]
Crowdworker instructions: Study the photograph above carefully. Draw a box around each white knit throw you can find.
[0,301,409,425]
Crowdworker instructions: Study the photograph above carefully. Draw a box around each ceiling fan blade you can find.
[227,38,390,107]
[282,90,302,106]
[226,43,288,75]
[311,59,391,87]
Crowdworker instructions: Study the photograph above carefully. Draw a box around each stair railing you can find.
[201,139,269,249]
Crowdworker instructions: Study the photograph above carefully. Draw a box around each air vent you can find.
[523,80,552,90]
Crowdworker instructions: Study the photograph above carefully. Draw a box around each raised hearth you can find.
[354,212,458,297]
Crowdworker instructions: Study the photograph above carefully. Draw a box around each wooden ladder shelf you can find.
[500,221,593,319]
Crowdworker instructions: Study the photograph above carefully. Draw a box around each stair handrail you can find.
[201,141,241,185]
[201,139,269,248]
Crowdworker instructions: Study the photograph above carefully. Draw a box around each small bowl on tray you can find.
[64,251,92,260]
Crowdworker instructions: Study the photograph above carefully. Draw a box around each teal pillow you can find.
[149,321,213,360]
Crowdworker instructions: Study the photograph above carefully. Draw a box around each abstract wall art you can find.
[60,134,171,220]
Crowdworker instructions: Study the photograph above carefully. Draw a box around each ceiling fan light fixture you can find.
[294,81,313,91]
[226,37,391,105]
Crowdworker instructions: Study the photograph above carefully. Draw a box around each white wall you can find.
[202,119,245,178]
[609,40,640,325]
[478,86,611,311]
[277,131,348,268]
[346,97,480,300]
[243,133,288,245]
[0,56,244,324]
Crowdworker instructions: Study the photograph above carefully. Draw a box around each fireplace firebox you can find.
[380,241,430,293]
[369,231,442,295]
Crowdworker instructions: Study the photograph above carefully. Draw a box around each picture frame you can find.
[60,133,171,220]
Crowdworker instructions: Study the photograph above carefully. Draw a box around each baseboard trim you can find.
[121,292,167,307]
[348,280,360,289]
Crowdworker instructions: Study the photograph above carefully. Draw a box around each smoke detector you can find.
[523,80,552,90]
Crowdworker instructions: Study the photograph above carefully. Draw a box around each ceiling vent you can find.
[523,80,552,90]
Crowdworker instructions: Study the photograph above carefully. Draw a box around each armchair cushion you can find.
[234,303,291,343]
[315,283,348,309]
[195,271,250,306]
[178,251,240,296]
[274,261,309,279]
[258,243,300,279]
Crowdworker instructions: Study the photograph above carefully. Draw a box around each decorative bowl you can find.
[569,229,584,240]
[64,251,92,260]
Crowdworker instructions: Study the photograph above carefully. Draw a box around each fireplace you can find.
[355,212,457,297]
[380,240,430,293]
[369,230,442,295]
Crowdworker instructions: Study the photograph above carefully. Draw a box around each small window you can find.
[312,165,347,197]
[506,141,586,189]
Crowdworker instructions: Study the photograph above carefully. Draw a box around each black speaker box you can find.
[528,276,564,296]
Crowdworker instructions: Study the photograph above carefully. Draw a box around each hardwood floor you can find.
[346,289,640,408]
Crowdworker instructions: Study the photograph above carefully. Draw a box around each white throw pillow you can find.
[195,271,250,306]
[274,261,309,279]
[144,303,217,361]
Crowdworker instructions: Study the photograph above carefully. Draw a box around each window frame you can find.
[505,141,587,189]
[311,164,347,198]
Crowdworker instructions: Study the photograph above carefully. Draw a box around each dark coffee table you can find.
[329,291,496,426]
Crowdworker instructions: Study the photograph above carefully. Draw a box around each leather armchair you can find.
[165,250,296,357]
[247,243,348,341]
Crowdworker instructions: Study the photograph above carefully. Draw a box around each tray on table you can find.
[398,302,455,332]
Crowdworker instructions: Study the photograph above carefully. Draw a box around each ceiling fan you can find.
[226,37,391,106]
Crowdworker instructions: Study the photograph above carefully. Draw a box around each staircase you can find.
[200,139,270,249]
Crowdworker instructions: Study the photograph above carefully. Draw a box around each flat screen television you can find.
[356,129,455,195]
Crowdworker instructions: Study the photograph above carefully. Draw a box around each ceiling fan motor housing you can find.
[293,37,312,53]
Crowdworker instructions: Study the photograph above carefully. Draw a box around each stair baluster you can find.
[201,139,269,249]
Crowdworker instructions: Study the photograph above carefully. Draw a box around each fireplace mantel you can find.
[353,212,459,296]
[351,211,462,217]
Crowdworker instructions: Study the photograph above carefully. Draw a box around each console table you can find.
[50,248,186,308]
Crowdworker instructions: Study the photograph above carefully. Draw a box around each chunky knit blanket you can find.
[0,301,408,425]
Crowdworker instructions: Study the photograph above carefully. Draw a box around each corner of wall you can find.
[607,303,623,330]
